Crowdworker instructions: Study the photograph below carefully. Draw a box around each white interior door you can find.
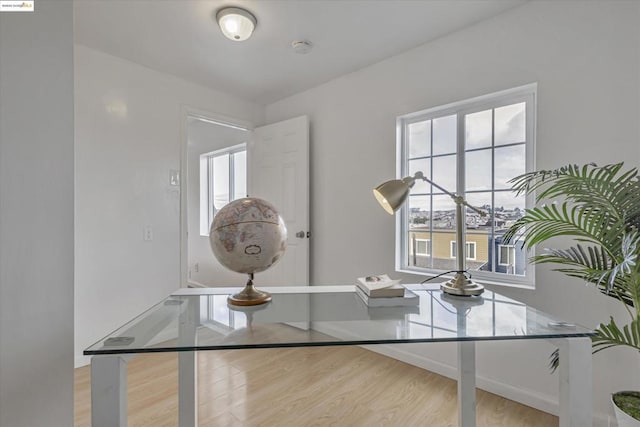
[248,115,309,286]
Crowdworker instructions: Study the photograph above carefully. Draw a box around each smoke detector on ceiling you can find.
[291,40,313,54]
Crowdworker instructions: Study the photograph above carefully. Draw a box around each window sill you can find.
[396,267,535,290]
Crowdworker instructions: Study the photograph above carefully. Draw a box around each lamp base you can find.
[440,271,484,297]
[228,276,272,306]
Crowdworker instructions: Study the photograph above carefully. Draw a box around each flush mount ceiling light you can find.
[216,7,257,41]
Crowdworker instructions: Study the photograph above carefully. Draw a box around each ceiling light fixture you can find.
[216,7,257,41]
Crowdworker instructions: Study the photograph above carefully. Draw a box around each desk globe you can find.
[209,197,287,306]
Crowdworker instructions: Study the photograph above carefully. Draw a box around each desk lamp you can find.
[374,171,485,296]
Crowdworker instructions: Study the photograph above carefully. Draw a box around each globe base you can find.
[228,276,272,306]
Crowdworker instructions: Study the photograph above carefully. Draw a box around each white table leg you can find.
[179,351,197,427]
[91,355,128,427]
[458,341,476,427]
[558,337,592,427]
[178,297,199,427]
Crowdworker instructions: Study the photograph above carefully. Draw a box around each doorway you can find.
[183,111,252,287]
[181,109,311,288]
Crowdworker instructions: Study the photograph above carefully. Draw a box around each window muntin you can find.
[450,241,476,260]
[498,245,516,266]
[199,144,247,236]
[414,239,431,256]
[398,85,535,287]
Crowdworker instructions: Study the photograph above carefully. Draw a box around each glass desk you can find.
[85,284,595,427]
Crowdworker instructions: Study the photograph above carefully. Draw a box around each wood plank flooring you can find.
[75,346,557,426]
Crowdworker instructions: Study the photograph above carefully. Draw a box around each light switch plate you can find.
[169,169,180,186]
[143,225,153,241]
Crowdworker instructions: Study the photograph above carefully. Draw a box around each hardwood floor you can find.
[75,346,557,426]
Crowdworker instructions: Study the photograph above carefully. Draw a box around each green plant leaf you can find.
[593,316,640,353]
[504,162,640,369]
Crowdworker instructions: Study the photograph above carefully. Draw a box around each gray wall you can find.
[0,2,74,426]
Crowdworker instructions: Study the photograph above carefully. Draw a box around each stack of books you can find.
[355,274,419,307]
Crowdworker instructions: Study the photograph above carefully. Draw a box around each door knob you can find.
[295,231,305,238]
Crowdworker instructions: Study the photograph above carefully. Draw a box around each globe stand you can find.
[227,273,272,306]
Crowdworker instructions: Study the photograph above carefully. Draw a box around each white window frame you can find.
[395,84,536,289]
[498,244,516,266]
[450,241,476,261]
[415,238,431,256]
[199,143,247,236]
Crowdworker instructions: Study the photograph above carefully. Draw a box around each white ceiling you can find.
[74,0,526,105]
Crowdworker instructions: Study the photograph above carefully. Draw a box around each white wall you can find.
[265,1,640,424]
[74,45,263,366]
[0,2,75,426]
[187,118,250,286]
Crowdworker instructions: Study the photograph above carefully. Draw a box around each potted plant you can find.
[503,162,640,426]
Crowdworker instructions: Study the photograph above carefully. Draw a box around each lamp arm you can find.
[412,171,454,198]
[412,172,486,217]
[461,200,486,217]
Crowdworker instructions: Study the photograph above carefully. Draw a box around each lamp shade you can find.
[216,7,257,41]
[373,179,411,215]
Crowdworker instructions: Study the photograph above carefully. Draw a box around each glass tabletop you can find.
[84,284,594,355]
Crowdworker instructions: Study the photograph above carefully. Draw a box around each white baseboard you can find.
[366,344,612,427]
[187,280,206,288]
[366,343,557,412]
[75,355,91,369]
[315,323,611,426]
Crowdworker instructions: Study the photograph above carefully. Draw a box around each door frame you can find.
[179,105,253,287]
